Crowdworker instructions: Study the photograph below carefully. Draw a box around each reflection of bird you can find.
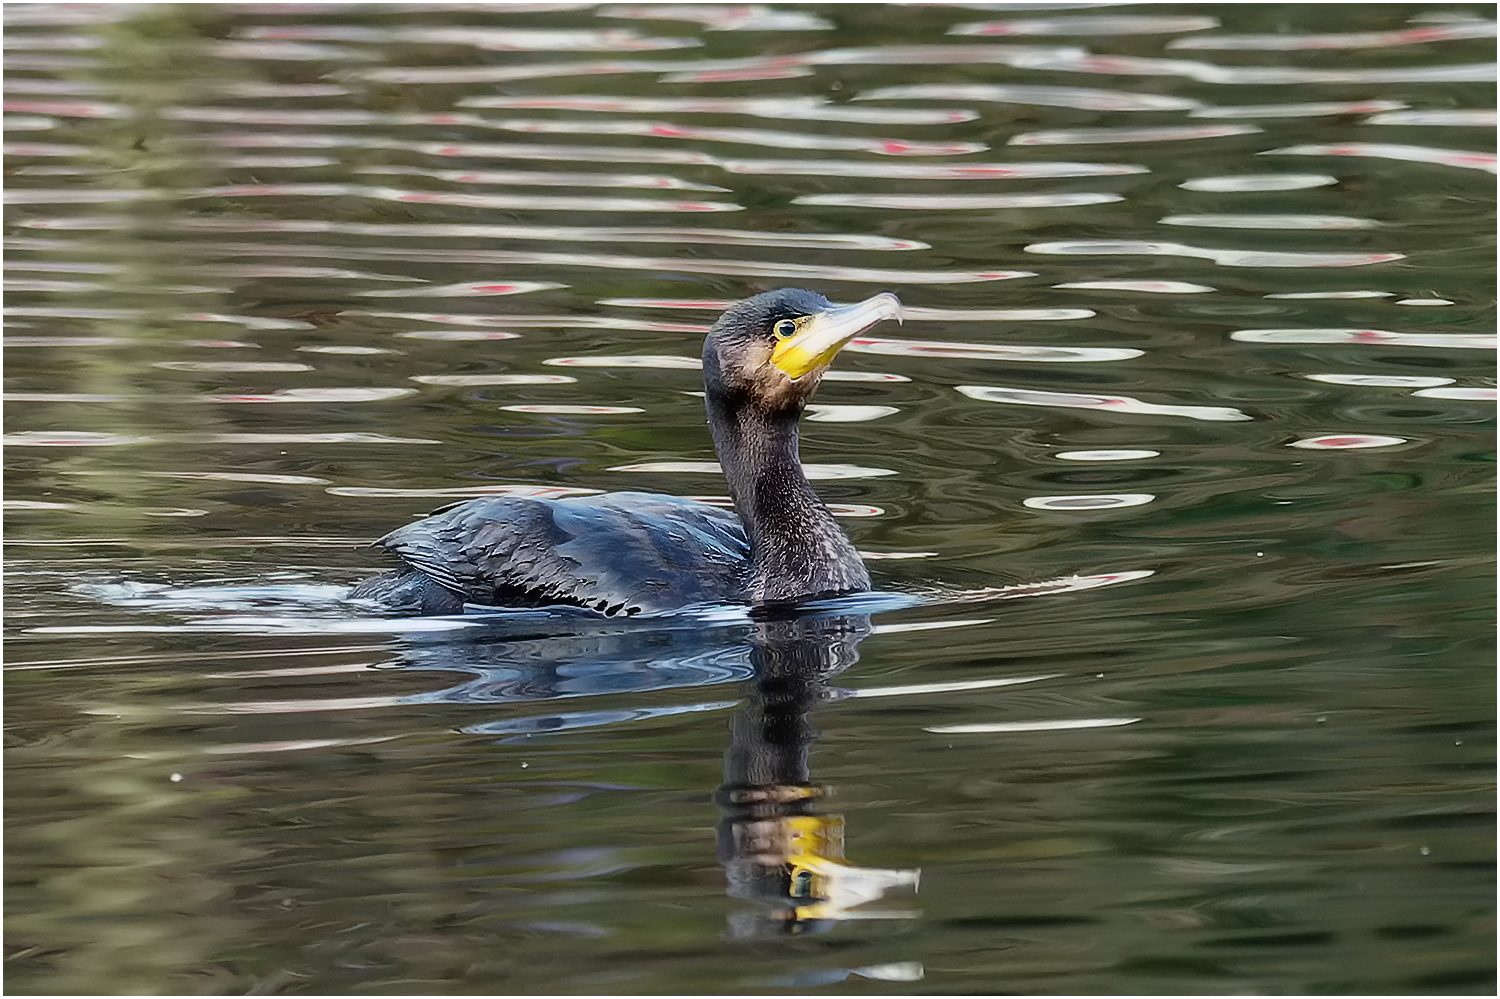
[718,611,921,938]
[351,289,903,615]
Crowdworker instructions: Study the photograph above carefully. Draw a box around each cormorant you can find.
[349,288,903,615]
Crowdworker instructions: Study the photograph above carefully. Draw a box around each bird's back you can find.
[351,491,750,615]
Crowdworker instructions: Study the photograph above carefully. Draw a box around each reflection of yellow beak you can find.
[771,292,903,380]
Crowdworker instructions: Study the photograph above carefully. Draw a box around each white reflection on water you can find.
[1264,290,1392,299]
[1412,387,1497,401]
[804,404,900,423]
[1055,449,1160,461]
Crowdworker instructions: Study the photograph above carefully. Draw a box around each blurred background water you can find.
[4,3,1495,994]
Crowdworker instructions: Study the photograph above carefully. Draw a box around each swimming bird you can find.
[350,289,903,616]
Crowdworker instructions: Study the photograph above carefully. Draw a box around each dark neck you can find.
[707,395,870,604]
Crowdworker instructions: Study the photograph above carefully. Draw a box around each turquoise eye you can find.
[773,319,798,339]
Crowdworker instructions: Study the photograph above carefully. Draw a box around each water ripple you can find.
[793,192,1123,209]
[458,94,974,124]
[1010,124,1261,145]
[848,338,1141,363]
[609,460,897,480]
[951,15,1217,37]
[1023,494,1155,511]
[957,385,1252,422]
[1168,23,1497,50]
[1027,241,1403,267]
[1230,329,1495,349]
[599,299,1096,321]
[1055,280,1214,294]
[856,83,1200,111]
[1189,100,1408,119]
[1288,434,1409,450]
[1160,214,1377,230]
[1263,142,1497,173]
[599,5,833,32]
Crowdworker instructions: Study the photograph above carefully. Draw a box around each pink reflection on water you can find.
[355,280,566,298]
[1288,434,1409,449]
[1231,329,1496,349]
[2,99,127,118]
[1263,142,1498,173]
[1011,123,1261,145]
[953,15,1218,36]
[1168,23,1497,50]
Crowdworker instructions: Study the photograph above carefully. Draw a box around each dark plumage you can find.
[349,288,903,615]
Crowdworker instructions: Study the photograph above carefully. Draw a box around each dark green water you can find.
[5,3,1495,994]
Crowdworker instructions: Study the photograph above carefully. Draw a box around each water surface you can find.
[5,3,1495,994]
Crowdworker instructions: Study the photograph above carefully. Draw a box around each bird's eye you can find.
[773,319,798,339]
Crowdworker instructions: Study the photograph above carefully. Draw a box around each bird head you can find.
[702,289,903,415]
